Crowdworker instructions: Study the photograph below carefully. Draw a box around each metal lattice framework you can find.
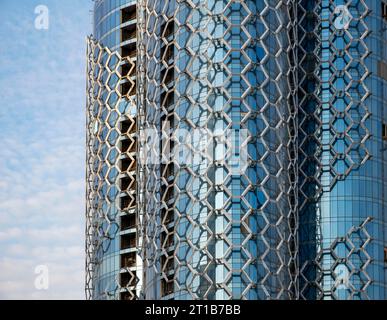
[300,217,373,300]
[138,0,299,300]
[86,36,140,300]
[297,0,372,300]
[85,0,375,300]
[297,0,371,208]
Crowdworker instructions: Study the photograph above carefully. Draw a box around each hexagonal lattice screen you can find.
[86,0,373,301]
[86,36,139,300]
[297,0,372,300]
[138,0,299,300]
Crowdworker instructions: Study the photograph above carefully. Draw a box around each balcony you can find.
[121,28,136,43]
[121,62,136,78]
[120,138,136,153]
[120,176,135,192]
[161,208,174,225]
[120,291,135,300]
[161,276,174,297]
[121,233,136,250]
[121,213,136,231]
[120,119,136,135]
[121,80,136,97]
[120,195,134,210]
[161,255,174,273]
[160,229,174,249]
[120,157,135,172]
[121,43,136,59]
[121,252,136,268]
[120,270,137,287]
[121,5,136,24]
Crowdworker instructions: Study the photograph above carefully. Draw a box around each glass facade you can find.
[139,0,298,300]
[86,0,140,300]
[86,0,387,300]
[298,0,387,300]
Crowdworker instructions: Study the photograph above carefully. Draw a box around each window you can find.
[121,252,136,268]
[383,123,387,141]
[120,271,136,287]
[160,228,174,249]
[120,291,134,300]
[120,119,131,134]
[384,247,387,263]
[121,24,136,42]
[378,60,387,81]
[161,276,174,297]
[120,195,133,210]
[121,80,136,97]
[382,2,387,20]
[121,43,136,58]
[120,138,131,153]
[121,5,136,24]
[121,213,136,231]
[121,233,136,250]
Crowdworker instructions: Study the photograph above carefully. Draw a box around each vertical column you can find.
[298,0,378,300]
[139,0,298,300]
[87,0,141,300]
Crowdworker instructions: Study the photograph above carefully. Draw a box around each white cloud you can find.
[0,228,22,241]
[0,0,93,300]
[0,248,84,300]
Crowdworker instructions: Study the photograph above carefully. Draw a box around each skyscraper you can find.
[86,0,141,300]
[86,0,387,300]
[297,0,387,300]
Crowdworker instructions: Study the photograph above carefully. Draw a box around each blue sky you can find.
[0,0,93,299]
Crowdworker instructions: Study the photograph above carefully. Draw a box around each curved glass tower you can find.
[298,0,387,300]
[139,0,298,300]
[86,0,387,300]
[86,0,140,300]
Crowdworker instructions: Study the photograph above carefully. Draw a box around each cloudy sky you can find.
[0,0,93,299]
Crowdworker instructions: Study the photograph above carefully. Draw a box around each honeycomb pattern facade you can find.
[297,0,382,300]
[86,0,387,300]
[300,217,373,300]
[138,0,299,300]
[86,36,140,300]
[298,0,371,203]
